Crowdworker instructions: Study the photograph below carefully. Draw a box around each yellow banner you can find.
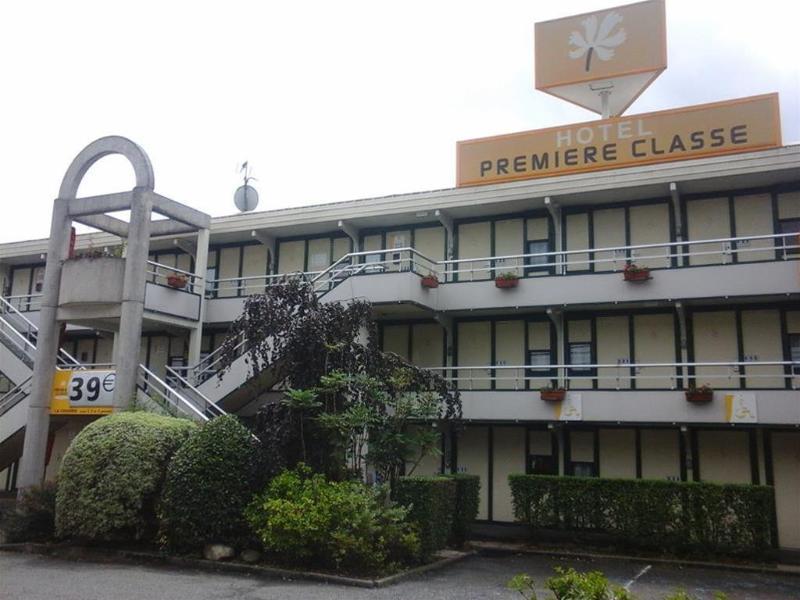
[456,94,781,187]
[50,369,114,416]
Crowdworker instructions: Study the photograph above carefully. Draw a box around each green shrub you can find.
[55,412,195,541]
[547,567,633,600]
[393,476,456,559]
[160,415,257,549]
[509,475,775,556]
[246,465,419,573]
[1,481,58,542]
[443,473,480,546]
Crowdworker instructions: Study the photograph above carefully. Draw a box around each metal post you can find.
[600,90,611,120]
[17,199,71,492]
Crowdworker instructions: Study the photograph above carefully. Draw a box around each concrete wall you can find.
[457,222,491,281]
[457,426,489,520]
[599,428,637,478]
[640,428,681,480]
[772,432,800,550]
[321,260,800,315]
[459,389,800,425]
[491,426,525,522]
[696,429,751,484]
[735,194,775,262]
[629,203,671,269]
[687,197,731,266]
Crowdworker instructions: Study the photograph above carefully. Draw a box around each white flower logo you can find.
[568,11,626,72]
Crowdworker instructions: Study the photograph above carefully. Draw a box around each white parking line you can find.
[623,564,652,591]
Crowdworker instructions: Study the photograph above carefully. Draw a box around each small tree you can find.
[214,278,460,479]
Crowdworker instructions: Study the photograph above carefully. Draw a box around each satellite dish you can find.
[234,184,259,212]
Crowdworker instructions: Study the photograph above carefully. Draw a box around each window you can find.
[779,220,800,256]
[790,334,800,374]
[525,239,551,273]
[527,349,554,384]
[568,342,592,371]
[528,454,558,475]
[571,462,596,477]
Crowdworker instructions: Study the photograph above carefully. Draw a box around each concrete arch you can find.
[58,135,155,200]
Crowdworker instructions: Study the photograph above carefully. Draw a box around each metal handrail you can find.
[0,376,31,416]
[0,314,37,356]
[146,260,201,280]
[0,296,39,339]
[137,364,209,422]
[208,271,322,296]
[0,297,82,367]
[2,294,43,312]
[440,231,800,268]
[164,365,226,418]
[426,360,799,389]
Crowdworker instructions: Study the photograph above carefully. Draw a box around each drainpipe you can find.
[544,197,563,275]
[675,301,689,389]
[547,307,565,388]
[670,183,684,268]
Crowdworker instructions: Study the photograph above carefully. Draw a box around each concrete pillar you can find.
[17,199,71,492]
[187,228,210,370]
[112,188,152,409]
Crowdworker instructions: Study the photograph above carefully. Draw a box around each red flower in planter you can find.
[623,263,651,282]
[167,274,188,289]
[539,387,566,402]
[495,272,520,288]
[420,274,439,289]
[685,384,713,403]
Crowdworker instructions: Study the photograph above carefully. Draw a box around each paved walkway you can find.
[2,550,800,599]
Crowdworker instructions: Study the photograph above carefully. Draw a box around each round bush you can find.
[246,465,420,573]
[160,415,257,549]
[55,412,195,541]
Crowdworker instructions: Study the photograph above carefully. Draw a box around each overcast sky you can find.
[1,0,798,244]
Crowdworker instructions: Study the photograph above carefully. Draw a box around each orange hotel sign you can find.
[456,94,781,187]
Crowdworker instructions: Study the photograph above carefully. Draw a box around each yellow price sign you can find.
[50,370,115,416]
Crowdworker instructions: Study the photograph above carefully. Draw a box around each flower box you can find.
[166,274,189,289]
[420,275,439,289]
[685,389,713,403]
[623,264,651,282]
[495,276,520,289]
[540,389,566,402]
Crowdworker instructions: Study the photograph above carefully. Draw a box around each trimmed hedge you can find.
[509,474,775,556]
[443,473,480,546]
[55,412,195,541]
[160,415,258,549]
[393,476,456,559]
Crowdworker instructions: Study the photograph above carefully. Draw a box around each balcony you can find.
[52,259,203,327]
[203,231,799,318]
[427,360,800,425]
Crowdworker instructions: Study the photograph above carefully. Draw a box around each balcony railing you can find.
[426,360,799,390]
[146,260,203,295]
[202,231,800,295]
[9,233,797,312]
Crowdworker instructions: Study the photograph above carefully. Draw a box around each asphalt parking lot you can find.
[2,550,800,599]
